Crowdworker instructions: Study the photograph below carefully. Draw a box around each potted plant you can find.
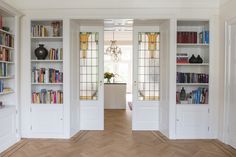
[104,72,114,83]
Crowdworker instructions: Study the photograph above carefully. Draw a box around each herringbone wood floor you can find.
[1,110,236,157]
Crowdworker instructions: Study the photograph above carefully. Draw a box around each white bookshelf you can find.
[175,20,210,139]
[0,1,21,153]
[29,20,64,138]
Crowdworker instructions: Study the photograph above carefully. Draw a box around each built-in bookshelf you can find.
[0,15,15,99]
[31,20,63,105]
[176,21,209,105]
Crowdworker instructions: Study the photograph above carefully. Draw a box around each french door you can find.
[79,26,104,130]
[132,26,160,130]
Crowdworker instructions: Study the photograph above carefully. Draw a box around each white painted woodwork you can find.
[132,25,160,130]
[30,105,64,138]
[104,83,126,109]
[224,22,236,149]
[0,106,17,153]
[3,0,220,10]
[159,20,171,137]
[176,105,210,139]
[79,24,104,130]
[69,20,80,136]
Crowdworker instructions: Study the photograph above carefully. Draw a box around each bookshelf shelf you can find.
[177,43,209,46]
[31,37,63,42]
[0,91,14,95]
[177,63,209,66]
[31,103,63,106]
[0,76,14,79]
[0,29,15,36]
[0,61,14,64]
[0,45,14,50]
[176,83,209,86]
[31,83,63,85]
[31,60,63,63]
[176,104,209,106]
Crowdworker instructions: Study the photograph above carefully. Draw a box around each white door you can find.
[133,26,160,130]
[79,26,104,130]
[226,24,236,148]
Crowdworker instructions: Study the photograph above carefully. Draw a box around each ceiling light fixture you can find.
[105,32,122,62]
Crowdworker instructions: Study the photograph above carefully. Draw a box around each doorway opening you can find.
[104,19,133,129]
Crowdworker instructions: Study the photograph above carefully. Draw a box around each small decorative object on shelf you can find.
[34,44,48,60]
[2,26,10,32]
[51,21,61,37]
[196,55,203,63]
[104,72,114,83]
[180,87,186,101]
[189,54,197,63]
[80,32,90,59]
[0,101,3,108]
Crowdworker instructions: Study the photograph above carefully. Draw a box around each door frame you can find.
[223,17,236,146]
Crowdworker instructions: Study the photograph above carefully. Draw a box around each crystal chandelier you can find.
[105,32,122,62]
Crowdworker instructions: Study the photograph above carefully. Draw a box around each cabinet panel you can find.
[30,105,63,138]
[176,105,209,139]
[0,107,16,153]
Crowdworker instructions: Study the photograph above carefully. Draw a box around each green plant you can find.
[104,72,114,80]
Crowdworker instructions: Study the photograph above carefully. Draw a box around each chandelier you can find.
[105,32,122,62]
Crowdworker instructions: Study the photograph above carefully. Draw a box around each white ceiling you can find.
[2,0,226,10]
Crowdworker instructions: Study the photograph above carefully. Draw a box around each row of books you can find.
[31,25,48,37]
[48,48,63,60]
[176,53,188,63]
[0,32,14,47]
[0,63,7,76]
[32,67,63,83]
[177,31,209,44]
[177,32,197,43]
[199,31,210,44]
[0,47,10,61]
[32,89,63,104]
[176,88,208,104]
[176,72,209,83]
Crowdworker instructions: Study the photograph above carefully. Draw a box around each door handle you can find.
[100,80,103,86]
[134,81,137,86]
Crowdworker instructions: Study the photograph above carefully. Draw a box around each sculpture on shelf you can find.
[51,21,61,37]
[189,54,197,63]
[180,87,186,101]
[196,55,203,63]
[34,44,48,60]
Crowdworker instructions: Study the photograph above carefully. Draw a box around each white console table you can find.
[104,83,126,109]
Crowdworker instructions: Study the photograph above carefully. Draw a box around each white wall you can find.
[218,0,236,141]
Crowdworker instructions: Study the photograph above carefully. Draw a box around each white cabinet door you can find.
[176,105,209,139]
[0,107,17,153]
[30,105,64,138]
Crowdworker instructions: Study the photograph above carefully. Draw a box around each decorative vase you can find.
[189,54,197,63]
[196,55,203,63]
[107,78,111,83]
[180,87,186,101]
[34,44,48,60]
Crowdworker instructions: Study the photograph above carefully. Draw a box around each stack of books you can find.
[176,88,208,104]
[32,89,63,104]
[176,53,188,63]
[199,31,209,44]
[177,32,198,43]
